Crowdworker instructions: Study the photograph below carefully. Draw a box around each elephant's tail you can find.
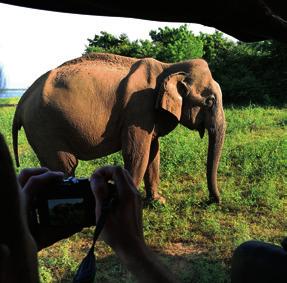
[11,71,51,167]
[12,105,21,167]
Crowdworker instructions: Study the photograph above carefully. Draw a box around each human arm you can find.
[90,166,179,283]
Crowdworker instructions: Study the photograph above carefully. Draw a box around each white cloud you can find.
[0,3,221,88]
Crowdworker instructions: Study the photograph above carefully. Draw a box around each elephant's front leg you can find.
[144,138,166,204]
[122,126,152,190]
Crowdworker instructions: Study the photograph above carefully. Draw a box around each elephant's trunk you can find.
[206,112,226,203]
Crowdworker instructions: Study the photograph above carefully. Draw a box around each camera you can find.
[32,177,95,227]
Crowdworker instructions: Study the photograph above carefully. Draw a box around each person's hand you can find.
[90,166,144,256]
[18,167,83,250]
[90,166,179,283]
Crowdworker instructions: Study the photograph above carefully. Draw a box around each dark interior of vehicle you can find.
[1,0,286,42]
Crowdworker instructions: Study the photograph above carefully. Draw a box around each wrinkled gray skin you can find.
[13,53,226,203]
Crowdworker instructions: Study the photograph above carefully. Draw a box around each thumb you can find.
[90,172,110,204]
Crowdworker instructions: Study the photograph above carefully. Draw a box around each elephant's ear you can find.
[156,72,188,121]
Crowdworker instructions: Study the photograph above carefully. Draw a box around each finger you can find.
[91,166,116,183]
[90,169,110,201]
[112,167,141,200]
[90,171,111,223]
[23,171,64,204]
[91,166,139,201]
[18,167,49,187]
[120,168,141,195]
[90,166,126,197]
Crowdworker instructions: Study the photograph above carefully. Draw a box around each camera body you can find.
[33,177,95,227]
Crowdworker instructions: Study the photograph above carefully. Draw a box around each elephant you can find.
[12,52,226,203]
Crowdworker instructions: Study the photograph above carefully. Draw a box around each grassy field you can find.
[0,98,286,283]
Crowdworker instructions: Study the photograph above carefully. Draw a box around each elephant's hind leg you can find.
[36,150,78,177]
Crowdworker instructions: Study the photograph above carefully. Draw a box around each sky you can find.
[0,3,233,89]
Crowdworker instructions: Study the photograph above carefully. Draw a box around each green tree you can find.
[86,32,130,55]
[209,39,287,105]
[85,31,155,58]
[198,31,235,63]
[150,25,203,62]
[85,25,203,63]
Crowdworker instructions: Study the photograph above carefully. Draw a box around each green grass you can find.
[0,99,286,282]
[0,97,20,105]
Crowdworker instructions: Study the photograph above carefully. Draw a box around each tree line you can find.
[85,25,287,105]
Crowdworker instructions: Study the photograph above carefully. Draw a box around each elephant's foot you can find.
[208,194,221,204]
[153,193,166,205]
[144,192,166,206]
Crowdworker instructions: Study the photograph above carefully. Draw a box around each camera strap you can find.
[73,193,117,283]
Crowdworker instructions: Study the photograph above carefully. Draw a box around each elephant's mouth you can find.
[192,108,205,138]
[198,123,205,138]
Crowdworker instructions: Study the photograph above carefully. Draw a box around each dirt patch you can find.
[160,242,207,256]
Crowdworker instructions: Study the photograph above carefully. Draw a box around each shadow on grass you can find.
[92,249,230,283]
[52,245,230,283]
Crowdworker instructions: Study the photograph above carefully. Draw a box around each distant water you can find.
[0,89,26,98]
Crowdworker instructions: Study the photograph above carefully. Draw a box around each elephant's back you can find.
[59,52,138,69]
[43,53,135,100]
[16,71,51,112]
[41,56,130,115]
[16,71,52,130]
